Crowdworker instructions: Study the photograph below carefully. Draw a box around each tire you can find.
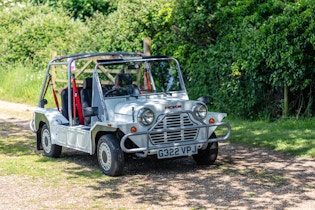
[193,133,218,165]
[41,124,62,158]
[97,134,124,176]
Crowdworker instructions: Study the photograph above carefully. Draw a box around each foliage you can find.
[236,0,315,118]
[171,0,217,47]
[170,0,315,118]
[1,0,315,119]
[31,0,118,20]
[0,64,53,104]
[0,4,89,68]
[85,0,174,52]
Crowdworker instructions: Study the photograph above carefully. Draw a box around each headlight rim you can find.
[137,108,155,126]
[193,103,208,120]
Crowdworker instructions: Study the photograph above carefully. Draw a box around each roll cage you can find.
[38,52,187,126]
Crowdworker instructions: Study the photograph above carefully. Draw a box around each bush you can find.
[85,0,174,53]
[0,4,89,68]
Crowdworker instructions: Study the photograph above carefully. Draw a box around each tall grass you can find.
[0,65,52,106]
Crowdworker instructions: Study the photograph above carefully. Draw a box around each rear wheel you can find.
[193,133,218,165]
[41,124,62,158]
[97,134,124,176]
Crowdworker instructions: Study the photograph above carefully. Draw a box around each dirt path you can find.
[0,99,34,118]
[0,100,314,209]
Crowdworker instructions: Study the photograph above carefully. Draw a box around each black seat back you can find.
[61,88,70,120]
[80,78,93,125]
[61,87,82,120]
[115,73,132,86]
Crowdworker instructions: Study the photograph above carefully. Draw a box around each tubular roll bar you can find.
[37,52,143,125]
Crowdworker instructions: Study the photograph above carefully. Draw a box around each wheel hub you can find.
[99,143,112,171]
[42,129,51,153]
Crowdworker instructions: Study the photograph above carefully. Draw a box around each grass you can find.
[0,122,110,185]
[227,117,315,158]
[0,64,54,106]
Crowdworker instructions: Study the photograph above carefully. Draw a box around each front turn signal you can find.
[209,118,215,124]
[130,126,137,133]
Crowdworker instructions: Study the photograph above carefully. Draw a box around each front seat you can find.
[80,77,93,125]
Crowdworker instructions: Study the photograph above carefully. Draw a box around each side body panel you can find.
[34,108,93,154]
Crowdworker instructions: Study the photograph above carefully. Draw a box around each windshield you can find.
[97,58,185,97]
[148,59,182,92]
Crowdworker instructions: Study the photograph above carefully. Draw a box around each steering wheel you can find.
[104,89,117,97]
[104,87,127,97]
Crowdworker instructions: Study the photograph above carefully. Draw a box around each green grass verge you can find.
[228,118,315,158]
[0,65,38,105]
[0,65,53,106]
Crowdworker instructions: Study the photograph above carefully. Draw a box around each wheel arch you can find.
[91,124,117,155]
[35,113,50,150]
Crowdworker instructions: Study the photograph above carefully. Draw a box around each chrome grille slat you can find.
[149,113,199,145]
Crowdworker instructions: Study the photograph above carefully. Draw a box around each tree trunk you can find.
[283,85,288,118]
[143,38,151,56]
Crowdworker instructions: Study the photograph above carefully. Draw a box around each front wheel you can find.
[97,134,124,176]
[41,124,62,158]
[193,133,218,165]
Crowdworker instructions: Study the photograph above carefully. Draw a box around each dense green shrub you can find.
[85,0,174,53]
[31,0,117,20]
[169,0,315,118]
[0,4,89,68]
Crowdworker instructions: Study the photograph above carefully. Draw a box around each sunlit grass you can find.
[0,122,111,186]
[0,65,54,106]
[228,118,315,158]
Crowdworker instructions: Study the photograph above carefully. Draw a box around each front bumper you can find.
[120,111,231,157]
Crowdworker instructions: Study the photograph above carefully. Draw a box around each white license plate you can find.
[157,145,197,159]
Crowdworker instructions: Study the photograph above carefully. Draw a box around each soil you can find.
[0,100,314,209]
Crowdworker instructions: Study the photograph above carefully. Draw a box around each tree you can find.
[31,0,118,20]
[86,0,174,52]
[171,0,315,118]
[238,0,315,118]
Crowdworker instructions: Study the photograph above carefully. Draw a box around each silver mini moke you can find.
[30,52,231,176]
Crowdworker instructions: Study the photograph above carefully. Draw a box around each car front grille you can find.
[149,113,199,145]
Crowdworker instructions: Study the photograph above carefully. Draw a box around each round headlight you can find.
[193,103,207,119]
[137,108,154,126]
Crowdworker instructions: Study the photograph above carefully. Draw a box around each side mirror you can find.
[197,96,210,105]
[83,107,98,117]
[40,99,48,108]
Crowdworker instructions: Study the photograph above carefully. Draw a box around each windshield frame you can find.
[94,57,187,97]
